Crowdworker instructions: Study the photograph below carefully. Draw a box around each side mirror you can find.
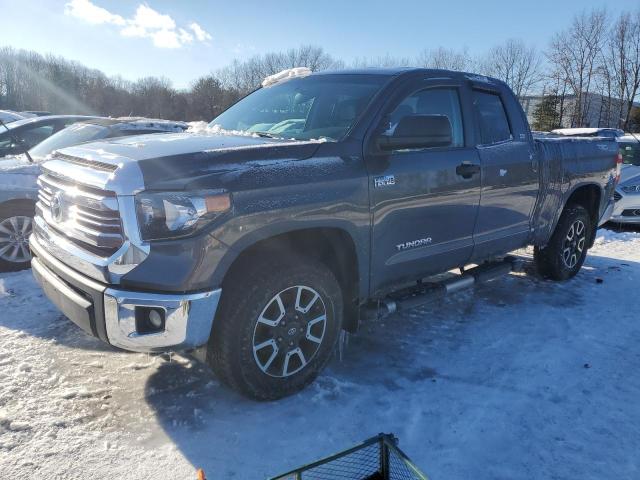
[377,114,452,151]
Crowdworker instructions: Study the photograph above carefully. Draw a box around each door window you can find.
[473,91,511,145]
[385,88,464,148]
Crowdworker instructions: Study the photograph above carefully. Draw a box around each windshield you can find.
[619,140,640,167]
[29,123,109,160]
[209,74,387,141]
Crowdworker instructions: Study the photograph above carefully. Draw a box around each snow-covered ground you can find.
[1,228,639,479]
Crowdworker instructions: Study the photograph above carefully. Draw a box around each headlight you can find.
[621,184,640,194]
[135,190,231,240]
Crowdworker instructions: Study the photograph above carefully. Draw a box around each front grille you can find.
[614,191,623,202]
[622,209,640,217]
[36,171,124,256]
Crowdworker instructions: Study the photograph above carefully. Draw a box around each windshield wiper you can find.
[0,119,34,163]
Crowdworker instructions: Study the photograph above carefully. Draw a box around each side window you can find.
[386,88,464,148]
[473,90,511,145]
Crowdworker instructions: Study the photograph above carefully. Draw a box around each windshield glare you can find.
[209,75,386,141]
[29,123,108,159]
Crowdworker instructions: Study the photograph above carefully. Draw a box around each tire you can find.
[0,202,35,272]
[207,255,343,400]
[534,204,592,281]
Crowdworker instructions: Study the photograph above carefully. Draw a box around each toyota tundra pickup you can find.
[29,68,621,400]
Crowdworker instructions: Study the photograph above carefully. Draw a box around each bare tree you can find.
[217,45,342,93]
[351,54,411,69]
[548,8,608,127]
[609,10,640,129]
[416,47,472,71]
[480,39,541,98]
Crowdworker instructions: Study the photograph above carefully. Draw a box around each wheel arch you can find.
[213,225,365,333]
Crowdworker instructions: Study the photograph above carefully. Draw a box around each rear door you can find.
[471,88,539,259]
[366,78,482,294]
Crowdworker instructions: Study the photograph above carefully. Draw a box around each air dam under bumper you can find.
[30,238,221,353]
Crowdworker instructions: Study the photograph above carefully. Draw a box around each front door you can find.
[366,81,482,295]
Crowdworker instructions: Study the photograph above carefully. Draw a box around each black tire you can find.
[534,204,592,281]
[0,202,35,273]
[207,256,343,400]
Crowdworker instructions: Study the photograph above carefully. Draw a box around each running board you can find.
[367,256,523,319]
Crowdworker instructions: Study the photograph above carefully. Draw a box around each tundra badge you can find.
[396,238,432,251]
[374,175,396,188]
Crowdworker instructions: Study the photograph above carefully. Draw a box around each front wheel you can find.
[207,256,343,400]
[534,204,592,281]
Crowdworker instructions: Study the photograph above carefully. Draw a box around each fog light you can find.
[148,309,163,328]
[135,307,166,334]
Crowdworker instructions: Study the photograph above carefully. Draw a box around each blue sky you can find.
[1,0,637,88]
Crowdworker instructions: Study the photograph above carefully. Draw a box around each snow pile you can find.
[186,122,260,138]
[261,67,312,87]
[594,228,640,245]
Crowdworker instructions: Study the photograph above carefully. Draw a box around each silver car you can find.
[611,135,640,225]
[0,117,187,271]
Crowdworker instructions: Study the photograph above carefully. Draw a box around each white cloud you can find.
[64,0,211,49]
[64,0,125,26]
[189,22,212,42]
[131,4,175,31]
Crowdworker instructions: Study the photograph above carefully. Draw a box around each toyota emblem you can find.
[50,192,65,223]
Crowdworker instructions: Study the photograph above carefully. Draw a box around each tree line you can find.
[0,7,638,130]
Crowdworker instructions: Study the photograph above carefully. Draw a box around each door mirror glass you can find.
[377,114,452,151]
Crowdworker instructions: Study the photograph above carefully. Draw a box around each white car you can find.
[611,135,640,225]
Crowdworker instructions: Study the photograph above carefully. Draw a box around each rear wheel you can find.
[0,202,35,272]
[207,256,343,400]
[534,204,592,281]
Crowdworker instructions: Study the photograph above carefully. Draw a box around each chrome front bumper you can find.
[31,235,221,353]
[104,288,221,352]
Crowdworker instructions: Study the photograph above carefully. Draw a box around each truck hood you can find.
[53,132,325,190]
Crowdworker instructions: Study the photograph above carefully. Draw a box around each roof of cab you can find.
[311,67,505,88]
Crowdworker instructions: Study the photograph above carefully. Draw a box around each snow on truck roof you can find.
[261,67,312,87]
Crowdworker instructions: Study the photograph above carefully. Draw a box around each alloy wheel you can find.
[252,285,327,378]
[561,219,586,269]
[0,216,33,263]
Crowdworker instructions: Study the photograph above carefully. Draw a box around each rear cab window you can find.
[472,90,512,145]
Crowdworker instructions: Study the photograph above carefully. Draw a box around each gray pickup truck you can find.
[30,68,620,400]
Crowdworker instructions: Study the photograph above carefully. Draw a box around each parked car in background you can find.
[0,117,188,271]
[21,111,52,117]
[0,115,98,159]
[0,110,26,124]
[551,127,625,138]
[611,134,640,225]
[29,68,620,400]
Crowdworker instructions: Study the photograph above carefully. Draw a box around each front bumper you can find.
[610,192,640,224]
[30,235,221,353]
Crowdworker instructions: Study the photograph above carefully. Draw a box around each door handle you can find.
[456,162,481,179]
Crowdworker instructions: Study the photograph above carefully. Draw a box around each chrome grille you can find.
[36,171,124,256]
